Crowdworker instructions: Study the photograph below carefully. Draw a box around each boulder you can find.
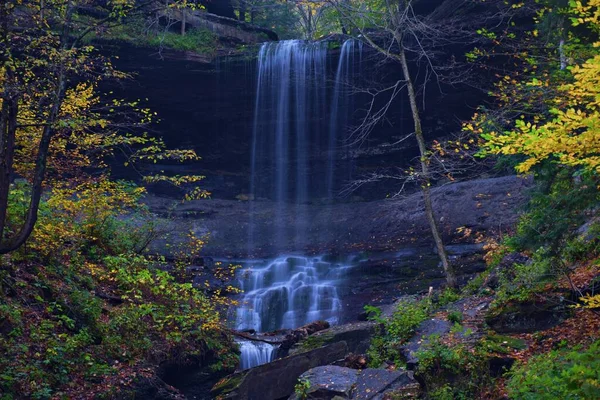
[353,369,416,400]
[290,366,358,399]
[576,216,600,242]
[289,322,376,357]
[280,321,332,351]
[289,366,417,400]
[211,341,348,400]
[486,300,571,334]
[483,252,531,290]
[400,319,452,369]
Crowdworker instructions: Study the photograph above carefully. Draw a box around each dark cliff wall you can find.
[201,0,236,19]
[102,42,487,201]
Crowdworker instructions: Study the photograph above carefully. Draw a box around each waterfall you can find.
[238,39,362,368]
[328,39,361,198]
[249,40,328,252]
[235,256,346,332]
[237,339,278,370]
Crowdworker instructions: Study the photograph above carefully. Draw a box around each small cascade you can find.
[235,256,347,333]
[237,339,278,370]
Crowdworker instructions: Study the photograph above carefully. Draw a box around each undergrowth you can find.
[0,180,238,399]
[365,297,431,367]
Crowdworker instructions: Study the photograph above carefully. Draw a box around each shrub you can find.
[437,288,461,307]
[447,311,463,324]
[366,298,431,367]
[507,340,600,400]
[492,248,552,307]
[505,169,598,254]
[0,179,238,398]
[416,336,494,399]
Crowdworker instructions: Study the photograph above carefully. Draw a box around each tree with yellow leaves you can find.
[0,0,205,254]
[481,0,600,174]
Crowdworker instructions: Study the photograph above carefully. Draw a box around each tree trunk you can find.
[332,0,457,287]
[180,9,186,36]
[0,1,73,254]
[0,94,18,245]
[398,46,457,288]
[0,6,17,246]
[239,1,246,22]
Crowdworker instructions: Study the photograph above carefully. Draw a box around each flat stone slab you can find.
[296,366,358,399]
[353,369,412,400]
[289,366,417,400]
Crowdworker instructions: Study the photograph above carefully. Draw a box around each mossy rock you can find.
[486,300,572,334]
[289,321,375,356]
[485,334,527,351]
[212,372,248,398]
[297,332,335,352]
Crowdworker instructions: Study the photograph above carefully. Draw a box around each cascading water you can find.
[239,39,362,369]
[235,256,348,332]
[236,339,277,370]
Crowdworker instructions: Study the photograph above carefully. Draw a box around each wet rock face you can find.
[106,33,492,203]
[288,366,418,400]
[146,175,531,258]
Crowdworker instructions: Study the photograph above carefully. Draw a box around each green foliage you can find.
[480,334,527,355]
[366,298,431,367]
[387,299,431,343]
[491,248,553,308]
[146,29,218,54]
[416,336,496,399]
[294,377,311,400]
[447,311,463,325]
[436,288,461,306]
[506,170,599,253]
[80,10,218,55]
[364,304,383,322]
[462,269,491,296]
[507,340,600,399]
[563,224,600,263]
[0,181,237,398]
[427,384,456,400]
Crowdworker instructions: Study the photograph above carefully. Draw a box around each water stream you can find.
[235,256,349,332]
[239,39,362,369]
[236,339,278,370]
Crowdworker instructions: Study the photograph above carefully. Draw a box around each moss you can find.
[482,334,527,354]
[212,372,247,397]
[299,333,334,351]
[77,11,218,56]
[145,29,218,54]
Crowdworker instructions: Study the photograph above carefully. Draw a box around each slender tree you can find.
[0,0,204,255]
[329,0,524,287]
